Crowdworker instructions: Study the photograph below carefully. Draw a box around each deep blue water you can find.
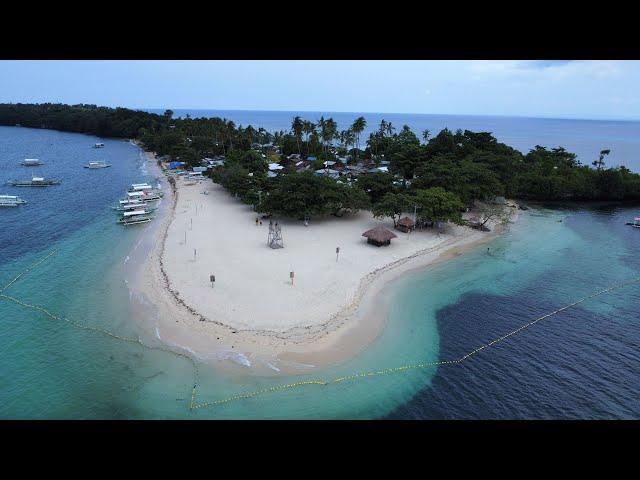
[385,205,640,419]
[0,127,147,265]
[1,124,639,419]
[148,109,640,172]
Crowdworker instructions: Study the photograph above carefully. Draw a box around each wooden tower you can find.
[268,220,284,249]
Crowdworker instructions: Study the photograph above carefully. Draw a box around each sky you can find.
[1,60,639,120]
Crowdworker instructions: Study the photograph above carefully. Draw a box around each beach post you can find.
[210,274,215,288]
[194,248,197,261]
[336,246,340,262]
[290,271,294,286]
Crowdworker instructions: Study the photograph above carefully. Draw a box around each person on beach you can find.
[256,218,259,226]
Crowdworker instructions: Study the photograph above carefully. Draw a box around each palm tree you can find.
[341,129,355,162]
[378,119,387,136]
[368,132,378,158]
[302,120,316,154]
[291,116,304,155]
[317,116,328,153]
[246,125,257,147]
[351,116,367,160]
[325,118,338,152]
[227,120,236,150]
[385,121,395,137]
[422,129,431,143]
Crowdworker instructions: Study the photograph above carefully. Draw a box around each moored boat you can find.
[117,209,154,225]
[93,143,105,148]
[112,202,156,212]
[625,217,640,228]
[120,191,162,203]
[8,177,61,187]
[84,161,112,169]
[0,194,27,207]
[21,158,43,166]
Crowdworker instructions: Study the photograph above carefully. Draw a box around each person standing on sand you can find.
[256,217,259,226]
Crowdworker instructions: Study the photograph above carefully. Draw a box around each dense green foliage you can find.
[0,103,163,138]
[3,103,640,226]
[258,173,370,218]
[371,188,464,226]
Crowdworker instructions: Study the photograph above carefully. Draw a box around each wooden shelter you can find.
[362,225,397,247]
[396,216,416,233]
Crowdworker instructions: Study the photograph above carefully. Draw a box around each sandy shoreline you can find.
[130,149,516,372]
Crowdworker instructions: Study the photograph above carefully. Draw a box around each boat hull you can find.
[117,217,154,225]
[9,183,60,187]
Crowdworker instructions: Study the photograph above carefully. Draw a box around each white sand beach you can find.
[134,153,514,370]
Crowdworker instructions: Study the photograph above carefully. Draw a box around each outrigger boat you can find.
[128,183,163,193]
[625,217,640,228]
[119,191,162,203]
[0,194,27,207]
[117,209,154,225]
[117,197,146,206]
[21,158,43,166]
[130,183,153,190]
[112,201,156,213]
[84,161,112,169]
[8,177,61,187]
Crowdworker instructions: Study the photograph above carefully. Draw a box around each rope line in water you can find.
[0,250,200,391]
[1,291,201,397]
[1,250,639,413]
[190,275,640,410]
[1,249,59,293]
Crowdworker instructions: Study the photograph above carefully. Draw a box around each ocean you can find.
[149,109,640,172]
[1,118,639,419]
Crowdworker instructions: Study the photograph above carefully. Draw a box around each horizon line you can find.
[135,107,640,123]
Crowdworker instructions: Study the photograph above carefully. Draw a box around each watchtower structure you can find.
[268,220,284,249]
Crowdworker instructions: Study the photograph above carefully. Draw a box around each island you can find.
[3,103,639,367]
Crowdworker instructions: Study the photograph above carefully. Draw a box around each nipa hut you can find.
[362,225,397,247]
[396,216,415,233]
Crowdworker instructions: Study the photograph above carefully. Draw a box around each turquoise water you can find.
[1,126,639,419]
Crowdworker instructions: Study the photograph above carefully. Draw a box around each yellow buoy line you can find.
[0,248,59,293]
[2,249,639,413]
[1,250,200,394]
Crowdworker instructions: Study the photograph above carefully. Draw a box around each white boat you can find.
[117,197,145,205]
[21,158,43,166]
[117,209,154,225]
[93,143,105,148]
[626,217,640,228]
[84,161,112,169]
[121,191,162,203]
[129,183,154,191]
[8,177,61,187]
[113,202,155,212]
[0,194,27,207]
[129,183,163,194]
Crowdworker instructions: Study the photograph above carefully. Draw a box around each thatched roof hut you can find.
[362,225,397,247]
[396,216,416,233]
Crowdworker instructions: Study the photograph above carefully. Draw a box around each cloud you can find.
[521,60,573,69]
[468,60,623,82]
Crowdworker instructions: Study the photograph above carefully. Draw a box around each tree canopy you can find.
[4,103,640,220]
